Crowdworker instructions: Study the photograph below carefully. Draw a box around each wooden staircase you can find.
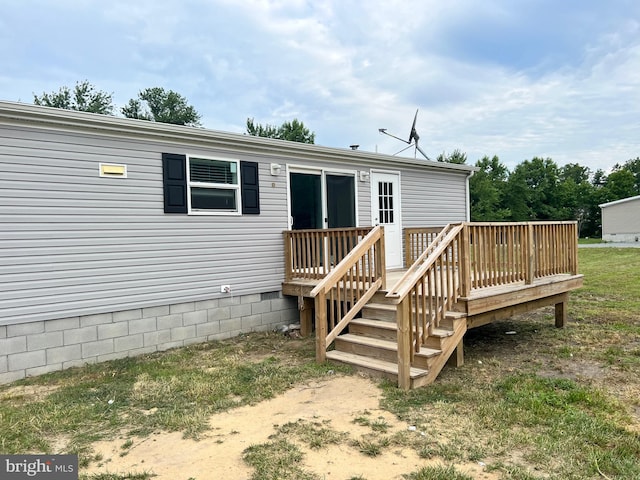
[326,291,468,389]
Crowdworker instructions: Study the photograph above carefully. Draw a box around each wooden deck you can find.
[282,222,583,389]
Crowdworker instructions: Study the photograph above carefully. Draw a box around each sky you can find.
[1,0,639,173]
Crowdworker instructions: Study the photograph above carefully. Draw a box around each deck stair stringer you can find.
[325,298,467,389]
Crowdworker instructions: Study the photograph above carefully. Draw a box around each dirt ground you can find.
[85,375,498,480]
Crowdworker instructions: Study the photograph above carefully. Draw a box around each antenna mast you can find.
[378,109,431,161]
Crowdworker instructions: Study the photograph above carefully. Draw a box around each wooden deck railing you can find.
[404,227,444,266]
[283,227,374,281]
[466,222,578,289]
[309,226,386,362]
[389,221,579,389]
[531,222,579,278]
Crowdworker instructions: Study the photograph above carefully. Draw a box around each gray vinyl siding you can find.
[0,107,472,326]
[357,178,371,227]
[0,126,288,325]
[401,168,467,226]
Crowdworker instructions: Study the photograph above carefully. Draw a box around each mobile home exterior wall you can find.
[0,102,474,383]
[600,195,640,243]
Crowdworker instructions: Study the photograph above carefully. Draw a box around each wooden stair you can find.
[325,298,467,389]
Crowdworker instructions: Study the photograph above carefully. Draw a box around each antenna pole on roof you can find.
[378,109,431,161]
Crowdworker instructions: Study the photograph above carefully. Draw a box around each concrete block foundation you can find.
[0,291,297,385]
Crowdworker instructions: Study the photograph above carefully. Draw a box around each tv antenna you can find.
[378,109,431,160]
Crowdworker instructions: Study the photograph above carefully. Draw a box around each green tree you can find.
[558,164,595,236]
[246,118,315,143]
[436,149,467,164]
[33,80,114,114]
[579,169,609,238]
[612,158,640,194]
[603,169,636,201]
[503,157,564,221]
[122,88,201,126]
[469,155,510,221]
[502,167,531,221]
[560,163,590,184]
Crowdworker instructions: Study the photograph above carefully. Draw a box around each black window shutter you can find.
[240,161,260,214]
[162,153,188,213]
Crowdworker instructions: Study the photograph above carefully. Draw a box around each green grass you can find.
[573,248,640,318]
[243,439,318,480]
[403,465,474,480]
[352,414,390,433]
[578,237,604,244]
[243,418,348,479]
[275,419,347,449]
[349,433,391,457]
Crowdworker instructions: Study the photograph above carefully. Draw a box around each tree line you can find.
[33,80,315,142]
[33,80,202,126]
[437,151,640,237]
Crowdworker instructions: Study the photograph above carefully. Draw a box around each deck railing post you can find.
[526,223,535,285]
[315,291,327,362]
[318,232,331,276]
[404,228,411,268]
[379,227,386,289]
[396,296,412,391]
[571,222,579,275]
[283,231,292,282]
[460,223,471,297]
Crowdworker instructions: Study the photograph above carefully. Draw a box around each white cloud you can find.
[1,0,639,172]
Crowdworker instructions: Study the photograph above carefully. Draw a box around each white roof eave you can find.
[599,194,640,208]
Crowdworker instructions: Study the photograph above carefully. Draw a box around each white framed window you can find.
[187,155,241,215]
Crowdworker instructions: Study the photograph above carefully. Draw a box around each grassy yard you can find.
[578,237,605,245]
[1,248,639,480]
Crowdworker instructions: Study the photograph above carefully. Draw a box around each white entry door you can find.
[370,171,402,269]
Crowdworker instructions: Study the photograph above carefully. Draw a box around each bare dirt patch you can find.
[0,384,60,404]
[85,375,498,480]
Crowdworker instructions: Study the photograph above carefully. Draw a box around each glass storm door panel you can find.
[290,172,322,230]
[370,171,402,269]
[326,174,356,228]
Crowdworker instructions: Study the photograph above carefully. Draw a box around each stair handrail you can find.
[310,225,386,362]
[386,223,464,300]
[386,222,466,390]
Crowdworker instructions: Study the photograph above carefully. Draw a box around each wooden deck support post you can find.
[396,296,412,391]
[555,300,567,328]
[315,292,327,362]
[300,297,314,337]
[447,339,465,368]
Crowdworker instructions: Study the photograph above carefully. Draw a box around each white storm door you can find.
[370,171,402,269]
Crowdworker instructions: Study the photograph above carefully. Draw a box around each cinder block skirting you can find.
[0,291,297,385]
[602,233,640,243]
